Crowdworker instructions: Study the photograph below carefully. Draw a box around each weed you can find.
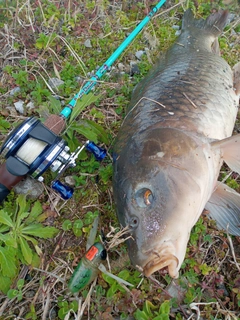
[0,117,10,133]
[7,279,24,301]
[62,218,83,237]
[134,300,171,320]
[0,195,58,293]
[57,298,78,320]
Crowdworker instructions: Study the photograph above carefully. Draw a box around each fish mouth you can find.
[143,253,179,279]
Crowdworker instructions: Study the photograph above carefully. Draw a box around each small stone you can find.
[48,78,64,90]
[227,13,235,23]
[175,30,181,36]
[26,101,35,109]
[14,100,24,114]
[25,290,36,298]
[64,176,76,186]
[118,63,125,72]
[135,50,145,60]
[9,87,20,96]
[172,25,180,30]
[13,177,44,199]
[130,64,140,76]
[84,39,92,48]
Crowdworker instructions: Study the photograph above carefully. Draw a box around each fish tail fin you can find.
[182,9,229,37]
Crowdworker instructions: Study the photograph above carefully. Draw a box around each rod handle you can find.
[0,163,26,204]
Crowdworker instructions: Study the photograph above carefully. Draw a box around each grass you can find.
[0,0,240,319]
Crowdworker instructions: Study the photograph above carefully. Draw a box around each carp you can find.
[112,9,240,278]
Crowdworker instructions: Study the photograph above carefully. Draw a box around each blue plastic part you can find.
[52,180,74,200]
[60,107,72,118]
[85,141,107,161]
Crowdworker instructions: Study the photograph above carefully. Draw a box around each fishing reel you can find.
[0,116,107,200]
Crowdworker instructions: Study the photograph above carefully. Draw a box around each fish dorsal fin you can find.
[205,182,240,236]
[211,134,240,174]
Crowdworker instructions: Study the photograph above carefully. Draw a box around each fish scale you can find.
[119,52,236,144]
[113,9,240,279]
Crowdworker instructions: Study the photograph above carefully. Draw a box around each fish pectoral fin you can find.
[211,134,240,174]
[233,61,240,96]
[205,182,240,236]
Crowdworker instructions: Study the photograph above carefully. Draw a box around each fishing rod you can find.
[0,0,166,203]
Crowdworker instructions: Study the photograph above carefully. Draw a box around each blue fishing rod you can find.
[60,0,167,119]
[0,0,166,202]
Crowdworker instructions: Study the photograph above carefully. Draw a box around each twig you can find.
[183,92,198,109]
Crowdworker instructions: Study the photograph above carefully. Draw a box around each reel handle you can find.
[0,114,65,204]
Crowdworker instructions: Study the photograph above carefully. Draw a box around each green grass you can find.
[0,0,240,319]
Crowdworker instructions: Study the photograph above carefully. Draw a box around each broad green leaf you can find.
[159,301,171,315]
[0,210,14,228]
[62,219,72,231]
[70,119,108,144]
[16,194,27,216]
[47,95,62,114]
[34,245,42,256]
[69,92,101,123]
[99,164,113,184]
[17,291,23,301]
[0,233,17,248]
[25,304,37,320]
[21,234,38,246]
[16,211,29,228]
[30,253,40,267]
[70,122,98,143]
[143,300,157,314]
[118,269,130,280]
[106,282,119,298]
[73,219,83,229]
[0,247,17,278]
[7,289,19,299]
[80,119,109,144]
[69,300,78,312]
[0,224,10,233]
[35,212,49,223]
[134,310,149,320]
[102,273,116,285]
[22,224,59,238]
[17,279,25,290]
[27,201,43,223]
[58,307,68,320]
[19,236,33,264]
[73,228,82,237]
[153,315,170,320]
[0,275,12,294]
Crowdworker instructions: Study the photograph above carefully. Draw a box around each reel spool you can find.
[0,117,107,200]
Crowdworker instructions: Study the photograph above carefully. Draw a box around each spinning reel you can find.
[0,116,106,200]
[0,0,166,203]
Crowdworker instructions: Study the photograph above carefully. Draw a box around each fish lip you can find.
[143,253,179,279]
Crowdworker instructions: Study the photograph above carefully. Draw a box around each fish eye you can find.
[135,188,154,207]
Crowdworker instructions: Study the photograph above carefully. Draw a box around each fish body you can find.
[112,10,240,278]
